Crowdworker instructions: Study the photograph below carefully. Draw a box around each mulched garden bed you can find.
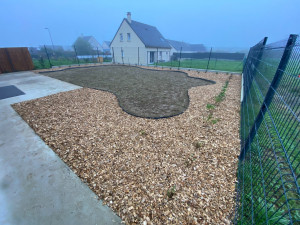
[13,67,241,224]
[41,65,215,118]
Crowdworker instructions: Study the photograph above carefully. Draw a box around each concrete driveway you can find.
[0,71,122,225]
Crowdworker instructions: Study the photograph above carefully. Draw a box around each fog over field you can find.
[0,0,299,49]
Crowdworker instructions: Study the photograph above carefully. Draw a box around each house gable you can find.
[88,36,102,50]
[110,13,171,65]
[110,19,145,48]
[102,41,111,49]
[79,35,102,50]
[111,18,171,49]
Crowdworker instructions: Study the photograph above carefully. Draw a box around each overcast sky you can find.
[0,0,299,49]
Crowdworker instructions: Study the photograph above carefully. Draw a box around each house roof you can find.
[103,41,111,49]
[126,19,171,49]
[190,44,206,52]
[167,40,206,52]
[103,41,111,46]
[79,36,102,49]
[81,36,93,41]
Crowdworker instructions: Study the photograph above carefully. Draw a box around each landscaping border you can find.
[40,65,216,119]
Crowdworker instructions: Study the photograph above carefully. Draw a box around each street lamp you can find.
[44,28,54,51]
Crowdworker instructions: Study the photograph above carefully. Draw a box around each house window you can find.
[127,33,131,41]
[159,51,162,57]
[120,33,123,42]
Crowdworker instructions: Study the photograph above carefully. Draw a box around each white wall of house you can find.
[88,37,103,51]
[112,46,148,65]
[145,48,171,64]
[111,47,171,65]
[102,42,110,50]
[110,20,146,64]
[170,46,177,57]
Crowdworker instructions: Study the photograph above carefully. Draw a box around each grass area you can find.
[42,65,215,118]
[156,59,243,72]
[32,57,112,69]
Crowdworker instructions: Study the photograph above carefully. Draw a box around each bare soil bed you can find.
[13,67,241,224]
[41,65,215,118]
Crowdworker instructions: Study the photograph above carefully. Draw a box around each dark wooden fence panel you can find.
[0,49,13,73]
[0,47,34,74]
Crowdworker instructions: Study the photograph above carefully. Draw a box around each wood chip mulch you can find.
[13,69,241,224]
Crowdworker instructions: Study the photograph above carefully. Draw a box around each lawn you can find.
[13,66,242,224]
[32,57,243,72]
[41,65,215,118]
[157,59,243,72]
[32,57,112,69]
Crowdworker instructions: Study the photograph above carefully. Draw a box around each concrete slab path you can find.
[0,71,122,225]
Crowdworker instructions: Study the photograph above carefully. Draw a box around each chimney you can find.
[127,12,131,23]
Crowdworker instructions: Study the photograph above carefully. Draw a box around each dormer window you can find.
[120,33,123,42]
[127,33,131,42]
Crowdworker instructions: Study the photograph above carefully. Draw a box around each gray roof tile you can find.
[167,39,206,52]
[103,41,111,46]
[81,36,93,41]
[126,19,171,49]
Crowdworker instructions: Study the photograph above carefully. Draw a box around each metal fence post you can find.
[156,48,158,67]
[112,47,115,64]
[73,45,80,65]
[96,47,100,64]
[178,46,182,70]
[121,48,124,64]
[206,47,212,71]
[44,45,52,68]
[138,47,139,66]
[240,34,297,161]
[243,37,268,98]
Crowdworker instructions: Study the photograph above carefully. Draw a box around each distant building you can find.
[43,45,64,51]
[80,35,103,51]
[62,46,74,51]
[110,12,171,65]
[167,40,206,56]
[102,41,111,53]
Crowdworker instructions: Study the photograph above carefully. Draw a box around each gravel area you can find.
[13,68,241,224]
[41,65,215,118]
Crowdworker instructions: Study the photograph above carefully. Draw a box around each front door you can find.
[150,52,155,63]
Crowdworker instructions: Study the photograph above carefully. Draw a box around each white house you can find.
[80,35,103,51]
[102,41,111,53]
[110,12,171,65]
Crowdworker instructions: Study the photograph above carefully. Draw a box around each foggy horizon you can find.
[1,0,299,49]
